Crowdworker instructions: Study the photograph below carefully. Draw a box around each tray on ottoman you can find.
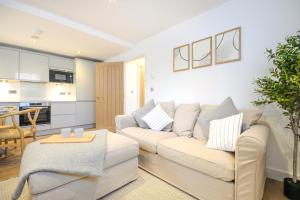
[40,133,95,144]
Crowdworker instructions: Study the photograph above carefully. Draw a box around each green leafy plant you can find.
[254,31,300,183]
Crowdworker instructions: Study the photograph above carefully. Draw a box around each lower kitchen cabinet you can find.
[51,114,76,129]
[51,102,76,115]
[76,101,95,125]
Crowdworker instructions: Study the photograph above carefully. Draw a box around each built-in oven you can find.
[19,102,51,126]
[49,69,73,83]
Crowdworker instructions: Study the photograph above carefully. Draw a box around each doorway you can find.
[124,57,145,114]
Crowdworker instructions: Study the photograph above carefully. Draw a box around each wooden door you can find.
[96,62,124,132]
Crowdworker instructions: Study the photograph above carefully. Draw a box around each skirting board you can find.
[266,166,290,181]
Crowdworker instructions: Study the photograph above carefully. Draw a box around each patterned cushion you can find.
[198,97,239,138]
[132,99,155,128]
[142,105,173,131]
[207,113,243,152]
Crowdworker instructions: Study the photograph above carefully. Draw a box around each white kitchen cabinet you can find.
[0,47,19,80]
[51,102,76,115]
[75,59,96,101]
[51,102,76,129]
[49,55,74,71]
[19,51,49,82]
[76,101,95,125]
[51,114,76,129]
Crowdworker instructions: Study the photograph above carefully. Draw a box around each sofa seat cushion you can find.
[28,132,139,195]
[157,137,235,181]
[121,127,177,153]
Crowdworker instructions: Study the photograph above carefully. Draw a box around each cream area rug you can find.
[0,169,196,200]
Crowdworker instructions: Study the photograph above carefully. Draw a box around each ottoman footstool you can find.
[27,131,139,200]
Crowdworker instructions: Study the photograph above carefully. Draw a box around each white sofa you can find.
[116,105,269,200]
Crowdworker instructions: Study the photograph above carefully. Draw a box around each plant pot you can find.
[284,178,300,199]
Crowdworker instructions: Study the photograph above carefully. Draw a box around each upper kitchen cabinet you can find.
[19,51,49,82]
[49,55,74,71]
[75,58,96,101]
[0,47,19,80]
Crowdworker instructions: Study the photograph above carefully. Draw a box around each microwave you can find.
[49,69,73,83]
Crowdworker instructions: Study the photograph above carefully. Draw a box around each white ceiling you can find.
[0,0,228,60]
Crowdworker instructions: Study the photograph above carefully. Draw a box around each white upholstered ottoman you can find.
[27,131,139,200]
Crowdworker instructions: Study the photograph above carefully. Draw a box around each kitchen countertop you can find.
[0,101,75,103]
[0,100,95,103]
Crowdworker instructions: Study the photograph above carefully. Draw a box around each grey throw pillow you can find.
[132,99,155,128]
[159,101,175,132]
[240,109,263,131]
[198,97,239,138]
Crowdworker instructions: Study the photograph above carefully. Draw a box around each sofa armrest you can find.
[115,115,137,132]
[235,125,269,200]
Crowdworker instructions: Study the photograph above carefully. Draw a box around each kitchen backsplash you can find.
[47,83,76,101]
[0,81,76,102]
[0,80,20,102]
[20,82,47,101]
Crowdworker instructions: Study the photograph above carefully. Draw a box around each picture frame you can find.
[192,36,212,68]
[215,27,241,64]
[173,44,190,72]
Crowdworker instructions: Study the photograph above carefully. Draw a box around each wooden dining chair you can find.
[0,107,41,157]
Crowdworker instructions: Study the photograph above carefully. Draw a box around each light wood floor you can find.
[0,137,287,200]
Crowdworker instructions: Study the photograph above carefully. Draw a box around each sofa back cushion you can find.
[132,99,155,128]
[193,105,263,140]
[159,101,175,132]
[240,109,263,130]
[198,97,239,138]
[173,103,200,137]
[193,105,216,140]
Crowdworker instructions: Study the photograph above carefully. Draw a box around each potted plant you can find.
[254,31,300,199]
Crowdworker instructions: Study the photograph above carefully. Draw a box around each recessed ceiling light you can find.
[31,35,40,43]
[108,0,117,4]
[77,50,81,54]
[35,29,43,35]
[31,35,40,39]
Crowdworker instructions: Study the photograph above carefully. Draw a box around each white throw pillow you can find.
[142,104,174,131]
[206,113,243,152]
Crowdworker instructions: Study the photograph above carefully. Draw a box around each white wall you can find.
[108,0,300,180]
[124,57,145,114]
[125,62,140,114]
